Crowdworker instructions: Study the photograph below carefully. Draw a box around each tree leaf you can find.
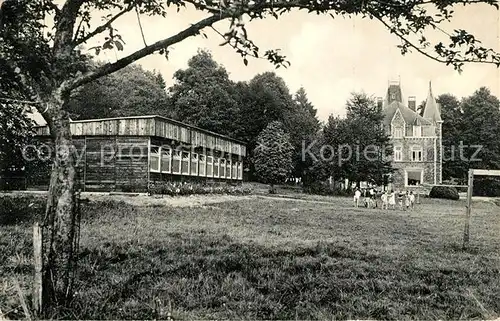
[114,40,124,51]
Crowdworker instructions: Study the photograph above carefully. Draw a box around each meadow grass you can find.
[1,193,499,320]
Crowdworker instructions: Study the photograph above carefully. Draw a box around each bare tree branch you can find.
[73,4,134,46]
[65,13,230,92]
[46,1,62,17]
[135,6,147,47]
[371,12,498,66]
[64,0,500,94]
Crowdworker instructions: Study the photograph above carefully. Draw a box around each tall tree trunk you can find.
[40,93,78,315]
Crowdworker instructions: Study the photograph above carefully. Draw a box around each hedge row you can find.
[148,182,252,196]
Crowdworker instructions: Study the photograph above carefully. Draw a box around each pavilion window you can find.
[226,159,232,179]
[238,161,243,180]
[181,151,190,174]
[213,158,219,177]
[149,145,160,172]
[191,153,198,176]
[232,161,237,179]
[161,147,171,173]
[207,156,214,177]
[220,159,226,178]
[172,150,181,174]
[199,155,206,176]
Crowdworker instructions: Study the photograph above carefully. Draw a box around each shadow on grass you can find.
[67,232,500,320]
[0,194,45,225]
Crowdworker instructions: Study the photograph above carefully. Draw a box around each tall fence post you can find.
[33,222,43,316]
[463,169,474,250]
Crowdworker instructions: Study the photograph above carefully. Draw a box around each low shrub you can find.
[148,182,252,196]
[429,186,460,200]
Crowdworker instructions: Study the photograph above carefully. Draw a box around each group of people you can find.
[353,187,417,210]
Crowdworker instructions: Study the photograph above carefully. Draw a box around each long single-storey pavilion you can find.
[28,115,246,192]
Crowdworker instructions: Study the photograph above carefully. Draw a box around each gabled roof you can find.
[422,81,442,123]
[383,101,432,126]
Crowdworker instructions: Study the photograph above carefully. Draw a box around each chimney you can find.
[408,96,416,111]
[377,97,383,109]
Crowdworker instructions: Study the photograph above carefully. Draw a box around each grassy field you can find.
[1,193,499,320]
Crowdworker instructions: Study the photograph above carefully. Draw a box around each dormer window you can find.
[393,126,403,138]
[391,93,396,100]
[413,125,421,137]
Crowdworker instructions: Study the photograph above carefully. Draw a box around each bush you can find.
[148,182,252,196]
[429,186,460,200]
[473,177,500,197]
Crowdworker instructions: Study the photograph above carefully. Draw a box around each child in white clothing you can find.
[353,189,361,208]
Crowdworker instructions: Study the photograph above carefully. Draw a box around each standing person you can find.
[369,187,376,208]
[409,191,416,209]
[405,191,411,210]
[398,191,404,210]
[381,190,388,209]
[354,188,361,208]
[389,190,396,210]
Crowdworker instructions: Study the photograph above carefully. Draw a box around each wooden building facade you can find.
[29,115,246,192]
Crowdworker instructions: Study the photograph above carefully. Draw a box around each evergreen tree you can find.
[285,87,321,181]
[253,121,294,193]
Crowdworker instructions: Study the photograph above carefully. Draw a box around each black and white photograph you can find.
[1,0,499,319]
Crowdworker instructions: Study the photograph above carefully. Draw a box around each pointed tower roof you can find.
[422,81,442,123]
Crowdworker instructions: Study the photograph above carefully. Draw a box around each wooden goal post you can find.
[463,169,500,250]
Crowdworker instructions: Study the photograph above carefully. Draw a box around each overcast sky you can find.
[87,3,500,121]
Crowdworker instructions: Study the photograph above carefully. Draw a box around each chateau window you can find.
[413,125,421,137]
[406,170,423,186]
[410,146,423,162]
[149,145,160,172]
[394,146,402,162]
[199,155,206,177]
[172,150,181,174]
[181,151,190,174]
[393,126,403,138]
[161,147,171,173]
[190,153,198,176]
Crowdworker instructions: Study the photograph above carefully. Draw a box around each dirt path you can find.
[100,194,255,207]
